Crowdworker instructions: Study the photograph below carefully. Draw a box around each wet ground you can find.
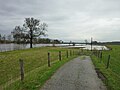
[41,56,106,90]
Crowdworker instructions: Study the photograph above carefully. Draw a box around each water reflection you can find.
[0,44,64,52]
[0,44,108,52]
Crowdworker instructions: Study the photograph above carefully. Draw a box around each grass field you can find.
[0,47,80,90]
[1,45,119,90]
[91,45,120,90]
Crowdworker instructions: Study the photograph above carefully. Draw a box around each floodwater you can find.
[67,44,109,50]
[0,43,68,52]
[0,43,108,52]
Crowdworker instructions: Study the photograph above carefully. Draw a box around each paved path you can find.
[41,56,106,90]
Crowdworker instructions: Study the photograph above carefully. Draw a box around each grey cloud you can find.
[0,0,120,42]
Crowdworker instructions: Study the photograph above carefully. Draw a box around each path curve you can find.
[41,56,106,90]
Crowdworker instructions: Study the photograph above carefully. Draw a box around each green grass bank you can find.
[0,47,80,90]
[91,45,120,90]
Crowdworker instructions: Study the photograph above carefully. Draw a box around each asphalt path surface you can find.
[41,56,106,90]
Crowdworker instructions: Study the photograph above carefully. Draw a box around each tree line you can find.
[0,34,12,43]
[0,17,63,46]
[0,34,62,44]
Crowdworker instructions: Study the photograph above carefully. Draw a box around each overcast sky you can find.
[0,0,120,42]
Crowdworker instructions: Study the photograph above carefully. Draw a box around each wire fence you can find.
[92,49,120,90]
[0,47,82,89]
[1,47,118,90]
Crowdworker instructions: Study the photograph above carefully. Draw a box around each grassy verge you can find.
[4,56,77,90]
[91,45,120,90]
[0,47,79,90]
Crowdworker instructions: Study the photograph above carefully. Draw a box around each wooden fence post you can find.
[70,50,72,56]
[66,50,68,58]
[99,51,101,58]
[106,55,110,69]
[100,52,102,59]
[48,52,50,67]
[78,50,79,55]
[19,59,24,81]
[91,37,93,51]
[59,51,61,61]
[100,51,102,62]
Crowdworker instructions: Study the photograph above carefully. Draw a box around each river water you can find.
[0,43,109,52]
[0,43,69,52]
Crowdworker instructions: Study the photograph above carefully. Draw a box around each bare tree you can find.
[12,26,23,44]
[7,34,12,42]
[2,35,6,43]
[12,18,47,48]
[23,17,47,48]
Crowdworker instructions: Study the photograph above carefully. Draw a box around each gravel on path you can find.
[40,56,106,90]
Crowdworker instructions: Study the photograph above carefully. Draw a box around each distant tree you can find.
[23,17,47,48]
[0,34,13,43]
[0,34,2,43]
[12,26,23,44]
[53,39,61,44]
[60,40,63,43]
[7,35,11,41]
[0,34,1,41]
[12,18,47,47]
[7,34,12,43]
[69,41,72,45]
[37,38,50,43]
[92,41,98,45]
[72,42,75,46]
[2,35,6,43]
[45,38,51,43]
[85,39,88,45]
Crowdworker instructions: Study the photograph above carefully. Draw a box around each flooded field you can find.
[0,43,109,52]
